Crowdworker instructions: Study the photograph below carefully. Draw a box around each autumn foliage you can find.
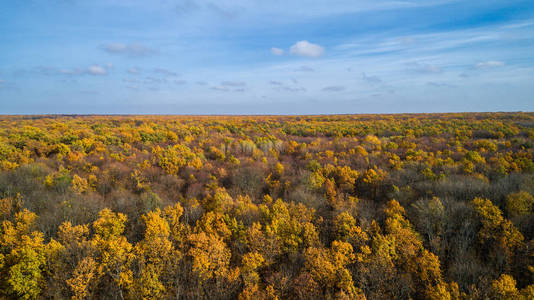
[0,113,533,299]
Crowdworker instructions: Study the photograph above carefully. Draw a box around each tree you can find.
[186,231,239,298]
[412,197,445,254]
[240,251,264,297]
[333,211,368,251]
[489,274,520,299]
[471,197,524,272]
[66,257,98,300]
[302,241,365,299]
[46,221,94,299]
[0,210,46,300]
[132,209,178,299]
[91,209,133,299]
[382,200,443,297]
[506,191,534,219]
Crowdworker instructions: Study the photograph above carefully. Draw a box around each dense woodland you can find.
[0,113,534,299]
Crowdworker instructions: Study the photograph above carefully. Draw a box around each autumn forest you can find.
[0,113,533,300]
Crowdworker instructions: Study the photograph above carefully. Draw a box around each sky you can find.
[1,0,534,114]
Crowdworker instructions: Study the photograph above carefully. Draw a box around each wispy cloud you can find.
[173,0,461,20]
[128,68,141,74]
[100,43,156,57]
[271,47,284,55]
[408,62,442,74]
[269,79,306,92]
[174,1,239,19]
[294,66,315,72]
[276,86,306,92]
[144,76,166,84]
[154,68,179,77]
[362,73,382,84]
[87,65,107,75]
[427,81,456,88]
[475,61,505,68]
[221,81,246,87]
[500,21,534,29]
[35,65,109,76]
[210,80,247,92]
[211,86,245,92]
[334,26,504,60]
[322,85,346,92]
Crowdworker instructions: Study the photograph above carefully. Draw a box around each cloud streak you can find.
[322,85,346,92]
[475,61,505,68]
[154,68,178,77]
[362,73,382,84]
[408,62,442,74]
[221,81,246,87]
[34,65,110,76]
[100,43,155,57]
[294,66,315,72]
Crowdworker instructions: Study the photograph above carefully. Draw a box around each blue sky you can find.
[1,0,533,114]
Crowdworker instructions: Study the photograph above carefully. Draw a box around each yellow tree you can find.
[238,251,265,299]
[0,209,46,300]
[506,191,534,219]
[302,241,365,299]
[187,231,239,298]
[66,257,98,300]
[132,209,179,299]
[471,197,524,271]
[333,211,368,251]
[91,209,133,299]
[46,221,95,299]
[164,201,189,249]
[382,200,443,297]
[489,274,520,299]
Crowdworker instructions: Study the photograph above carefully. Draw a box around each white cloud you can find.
[475,60,505,68]
[101,43,155,57]
[271,47,284,55]
[87,65,107,75]
[289,40,324,58]
[34,65,109,76]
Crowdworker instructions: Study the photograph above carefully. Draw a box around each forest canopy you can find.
[0,113,533,299]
